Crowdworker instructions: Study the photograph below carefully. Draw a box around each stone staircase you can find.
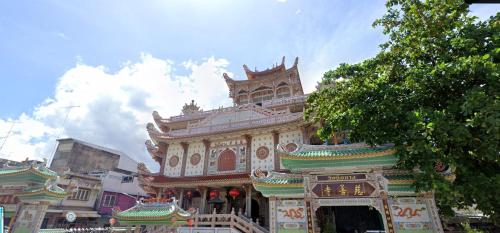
[192,208,268,233]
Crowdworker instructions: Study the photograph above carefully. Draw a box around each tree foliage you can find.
[305,0,499,221]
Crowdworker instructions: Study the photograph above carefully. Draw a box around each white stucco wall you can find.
[206,110,266,125]
[278,130,303,168]
[185,142,205,176]
[164,143,183,177]
[251,134,275,171]
[101,171,147,196]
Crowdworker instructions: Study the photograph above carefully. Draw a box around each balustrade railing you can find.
[262,94,307,107]
[193,208,268,233]
[167,113,303,137]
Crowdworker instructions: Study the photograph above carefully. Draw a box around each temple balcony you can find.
[261,94,307,108]
[150,112,303,139]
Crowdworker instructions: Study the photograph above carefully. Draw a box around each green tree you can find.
[305,0,499,221]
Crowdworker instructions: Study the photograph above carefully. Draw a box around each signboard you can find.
[317,174,366,181]
[10,204,48,233]
[312,182,375,198]
[276,200,307,233]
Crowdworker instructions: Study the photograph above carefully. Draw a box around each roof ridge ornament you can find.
[182,100,202,115]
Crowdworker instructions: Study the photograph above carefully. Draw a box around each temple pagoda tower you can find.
[140,57,316,227]
[134,57,445,233]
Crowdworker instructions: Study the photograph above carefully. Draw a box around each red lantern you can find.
[187,218,194,227]
[186,191,193,198]
[209,190,218,199]
[109,218,117,225]
[228,188,240,199]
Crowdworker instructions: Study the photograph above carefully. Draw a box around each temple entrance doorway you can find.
[251,199,260,222]
[316,206,384,233]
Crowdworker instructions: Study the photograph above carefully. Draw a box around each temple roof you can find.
[277,143,399,171]
[224,57,299,83]
[0,163,58,183]
[115,200,192,225]
[250,170,304,197]
[16,184,68,202]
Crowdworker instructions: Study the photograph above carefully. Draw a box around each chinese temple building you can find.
[131,57,444,233]
[0,159,68,233]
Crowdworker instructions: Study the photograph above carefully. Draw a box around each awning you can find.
[57,211,101,218]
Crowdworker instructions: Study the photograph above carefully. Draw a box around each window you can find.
[276,87,291,98]
[121,176,133,183]
[250,87,273,104]
[69,188,91,201]
[102,194,116,207]
[218,149,236,171]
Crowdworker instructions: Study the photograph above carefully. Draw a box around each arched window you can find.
[238,94,249,104]
[276,87,291,98]
[218,149,236,171]
[250,86,273,104]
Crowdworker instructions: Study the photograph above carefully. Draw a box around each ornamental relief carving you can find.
[190,153,201,166]
[285,143,298,152]
[256,146,270,160]
[169,155,179,167]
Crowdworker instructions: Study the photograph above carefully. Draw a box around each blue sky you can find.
[0,0,497,168]
[0,0,391,118]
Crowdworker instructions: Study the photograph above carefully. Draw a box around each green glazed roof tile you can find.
[288,146,393,157]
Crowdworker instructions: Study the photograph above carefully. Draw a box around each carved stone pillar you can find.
[179,189,184,209]
[380,191,395,233]
[199,187,208,214]
[180,142,189,177]
[158,142,169,175]
[272,130,280,170]
[157,187,163,201]
[202,139,211,176]
[244,134,252,172]
[269,196,277,233]
[300,125,311,144]
[245,185,252,217]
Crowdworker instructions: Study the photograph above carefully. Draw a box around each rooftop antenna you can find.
[47,105,80,167]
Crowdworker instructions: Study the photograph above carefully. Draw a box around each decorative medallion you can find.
[256,146,269,160]
[66,211,77,222]
[285,143,298,152]
[190,153,201,165]
[169,155,179,167]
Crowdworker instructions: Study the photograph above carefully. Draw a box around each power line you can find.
[0,120,20,153]
[47,105,80,166]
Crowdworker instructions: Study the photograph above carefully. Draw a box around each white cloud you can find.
[295,9,301,15]
[56,32,69,40]
[0,54,232,171]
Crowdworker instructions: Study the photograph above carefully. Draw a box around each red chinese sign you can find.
[312,182,375,198]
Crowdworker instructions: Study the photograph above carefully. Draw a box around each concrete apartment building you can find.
[44,138,147,228]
